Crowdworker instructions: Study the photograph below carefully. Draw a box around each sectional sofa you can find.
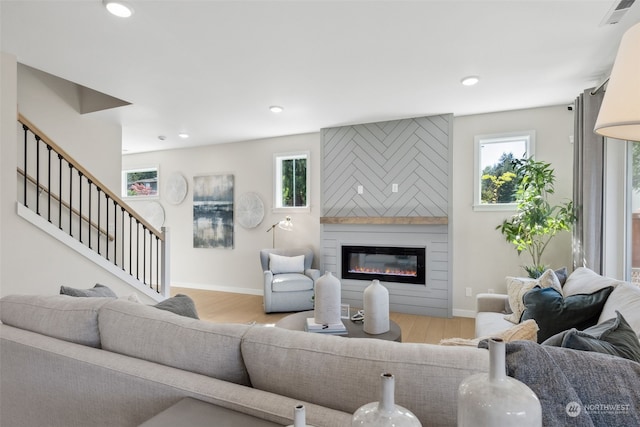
[0,294,488,427]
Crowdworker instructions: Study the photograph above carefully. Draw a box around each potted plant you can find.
[497,157,575,278]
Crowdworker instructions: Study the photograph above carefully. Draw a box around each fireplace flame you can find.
[349,266,417,277]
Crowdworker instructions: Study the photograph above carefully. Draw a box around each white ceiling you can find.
[2,0,639,154]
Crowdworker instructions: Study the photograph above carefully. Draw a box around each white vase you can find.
[286,404,316,427]
[314,271,342,325]
[457,338,542,427]
[351,373,422,427]
[363,279,389,334]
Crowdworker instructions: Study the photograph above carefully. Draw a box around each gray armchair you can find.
[260,247,320,313]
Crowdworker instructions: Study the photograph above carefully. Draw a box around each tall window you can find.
[473,131,535,211]
[274,152,309,210]
[629,142,640,284]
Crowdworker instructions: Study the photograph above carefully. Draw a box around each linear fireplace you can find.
[341,245,426,285]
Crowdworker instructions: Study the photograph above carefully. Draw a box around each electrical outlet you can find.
[392,183,398,193]
[357,185,363,194]
[488,288,495,294]
[465,287,472,297]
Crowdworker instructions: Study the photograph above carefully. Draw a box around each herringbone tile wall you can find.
[322,115,451,217]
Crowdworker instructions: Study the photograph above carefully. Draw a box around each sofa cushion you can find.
[241,325,489,427]
[475,312,517,338]
[60,283,117,298]
[269,253,305,274]
[153,294,199,319]
[272,274,314,292]
[521,286,614,343]
[98,299,251,385]
[543,311,640,363]
[504,269,561,324]
[562,267,621,297]
[598,282,640,337]
[0,295,111,347]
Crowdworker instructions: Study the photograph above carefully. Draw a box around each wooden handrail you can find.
[17,167,114,241]
[18,114,163,238]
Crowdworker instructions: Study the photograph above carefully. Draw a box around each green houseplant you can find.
[497,158,575,278]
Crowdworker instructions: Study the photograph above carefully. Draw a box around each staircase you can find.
[16,114,169,301]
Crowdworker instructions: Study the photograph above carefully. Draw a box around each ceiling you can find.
[2,1,639,154]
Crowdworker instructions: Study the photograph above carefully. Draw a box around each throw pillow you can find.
[543,311,640,363]
[554,267,568,286]
[521,286,614,343]
[60,283,117,298]
[504,269,562,324]
[439,319,539,347]
[153,294,199,319]
[269,253,305,275]
[562,267,621,297]
[598,282,640,337]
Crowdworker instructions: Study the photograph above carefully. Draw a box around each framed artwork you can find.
[193,174,234,249]
[122,167,159,198]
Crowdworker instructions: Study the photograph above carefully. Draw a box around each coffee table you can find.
[275,310,402,342]
[138,397,282,426]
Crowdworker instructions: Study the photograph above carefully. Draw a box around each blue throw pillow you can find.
[543,311,640,363]
[521,286,614,343]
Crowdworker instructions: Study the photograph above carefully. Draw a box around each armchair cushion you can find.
[272,274,314,292]
[269,253,305,274]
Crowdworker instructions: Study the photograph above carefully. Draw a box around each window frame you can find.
[273,151,310,212]
[473,130,535,212]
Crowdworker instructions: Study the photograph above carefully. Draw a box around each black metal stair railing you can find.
[17,114,168,296]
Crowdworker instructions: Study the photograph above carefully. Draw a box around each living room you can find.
[2,2,640,426]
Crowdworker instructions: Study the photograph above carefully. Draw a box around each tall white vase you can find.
[351,373,422,426]
[457,338,542,427]
[363,279,389,334]
[314,272,341,325]
[286,404,316,427]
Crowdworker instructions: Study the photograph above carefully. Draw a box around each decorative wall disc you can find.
[236,192,264,229]
[165,172,188,205]
[142,201,165,230]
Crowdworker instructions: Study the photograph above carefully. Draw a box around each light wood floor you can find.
[171,287,475,344]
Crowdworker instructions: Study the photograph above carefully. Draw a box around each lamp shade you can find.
[594,22,640,141]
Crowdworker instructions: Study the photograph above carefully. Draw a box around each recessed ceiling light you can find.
[269,105,284,113]
[178,132,190,139]
[461,76,480,86]
[104,1,134,18]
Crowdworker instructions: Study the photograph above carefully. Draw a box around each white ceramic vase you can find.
[457,338,542,427]
[351,373,422,427]
[314,271,342,325]
[286,404,316,427]
[363,279,389,334]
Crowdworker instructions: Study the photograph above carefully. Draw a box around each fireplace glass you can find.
[341,245,425,285]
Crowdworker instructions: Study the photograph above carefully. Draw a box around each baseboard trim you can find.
[452,308,476,318]
[171,281,263,296]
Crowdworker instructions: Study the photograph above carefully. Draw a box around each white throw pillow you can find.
[269,253,305,274]
[598,282,640,337]
[562,267,622,296]
[504,269,562,324]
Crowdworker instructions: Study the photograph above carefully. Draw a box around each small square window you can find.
[274,152,309,210]
[473,131,535,211]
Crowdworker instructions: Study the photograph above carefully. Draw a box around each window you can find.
[122,167,159,198]
[473,131,535,211]
[274,152,309,210]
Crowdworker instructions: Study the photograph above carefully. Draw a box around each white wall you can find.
[0,55,152,300]
[452,105,574,314]
[122,133,321,294]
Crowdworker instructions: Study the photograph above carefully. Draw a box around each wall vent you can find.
[600,0,636,26]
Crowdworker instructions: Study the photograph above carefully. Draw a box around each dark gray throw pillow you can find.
[60,283,117,298]
[554,267,568,286]
[521,286,614,343]
[153,294,199,319]
[543,311,640,363]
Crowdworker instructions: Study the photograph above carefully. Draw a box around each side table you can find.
[275,310,402,342]
[138,397,282,427]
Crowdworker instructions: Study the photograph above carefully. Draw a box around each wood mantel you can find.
[320,216,448,225]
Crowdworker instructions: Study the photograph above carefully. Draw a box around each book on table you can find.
[305,318,348,335]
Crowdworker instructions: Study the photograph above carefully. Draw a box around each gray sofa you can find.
[0,294,488,427]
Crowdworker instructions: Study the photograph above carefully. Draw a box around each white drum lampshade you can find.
[594,22,640,142]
